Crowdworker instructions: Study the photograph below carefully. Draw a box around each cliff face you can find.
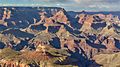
[0,7,120,67]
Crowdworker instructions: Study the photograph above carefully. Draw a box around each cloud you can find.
[31,0,70,3]
[89,4,110,9]
[0,0,119,11]
[74,0,80,3]
[103,0,120,3]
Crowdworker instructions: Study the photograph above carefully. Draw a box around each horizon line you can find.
[0,4,120,12]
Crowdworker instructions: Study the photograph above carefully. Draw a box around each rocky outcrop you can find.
[53,9,69,24]
[80,15,94,32]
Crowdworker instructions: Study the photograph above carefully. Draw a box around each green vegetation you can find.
[47,48,70,57]
[93,52,120,67]
[0,47,77,67]
[0,47,21,60]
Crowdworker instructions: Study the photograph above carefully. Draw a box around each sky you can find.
[0,0,120,11]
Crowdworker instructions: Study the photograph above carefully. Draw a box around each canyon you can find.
[0,7,120,67]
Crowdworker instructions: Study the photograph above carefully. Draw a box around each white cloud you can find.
[89,5,110,8]
[74,0,80,3]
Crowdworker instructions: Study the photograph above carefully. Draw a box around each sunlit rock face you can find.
[92,52,120,67]
[0,7,120,67]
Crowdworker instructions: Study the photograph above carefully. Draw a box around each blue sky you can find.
[0,0,120,11]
